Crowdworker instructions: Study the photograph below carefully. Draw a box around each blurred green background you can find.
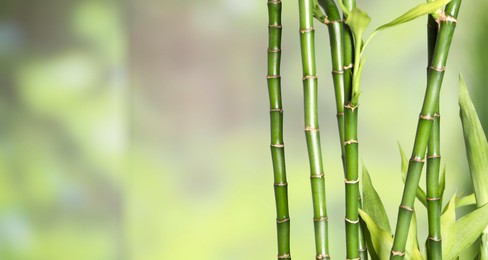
[0,0,486,259]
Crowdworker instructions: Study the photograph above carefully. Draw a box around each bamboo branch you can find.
[267,0,291,259]
[298,0,330,257]
[390,1,462,258]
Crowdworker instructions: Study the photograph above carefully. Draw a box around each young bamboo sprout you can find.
[426,14,442,260]
[298,0,330,258]
[390,1,462,258]
[267,0,291,258]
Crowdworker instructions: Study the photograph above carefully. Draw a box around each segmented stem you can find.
[298,0,329,258]
[267,1,291,258]
[390,2,462,259]
[426,14,442,260]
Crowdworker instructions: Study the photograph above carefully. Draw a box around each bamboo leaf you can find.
[406,212,423,260]
[359,209,393,259]
[362,165,391,233]
[439,167,446,201]
[444,203,488,259]
[441,195,457,258]
[456,193,476,208]
[398,143,428,207]
[345,7,370,41]
[374,0,451,32]
[313,1,327,24]
[459,73,488,207]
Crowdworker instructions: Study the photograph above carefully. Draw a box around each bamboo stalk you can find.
[390,1,462,258]
[267,1,291,259]
[298,0,330,258]
[426,14,442,260]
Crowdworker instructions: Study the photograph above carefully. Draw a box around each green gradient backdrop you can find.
[0,0,485,259]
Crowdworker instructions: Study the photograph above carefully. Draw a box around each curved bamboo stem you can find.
[267,1,291,259]
[298,0,330,258]
[426,14,442,260]
[390,1,462,259]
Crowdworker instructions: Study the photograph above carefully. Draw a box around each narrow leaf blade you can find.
[375,0,451,32]
[362,165,391,233]
[359,209,393,260]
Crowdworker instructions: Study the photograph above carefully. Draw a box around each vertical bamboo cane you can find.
[298,0,330,258]
[426,14,442,260]
[267,1,291,259]
[390,1,462,258]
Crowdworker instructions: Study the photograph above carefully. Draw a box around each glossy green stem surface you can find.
[390,2,462,259]
[426,14,442,260]
[299,0,330,258]
[267,1,291,258]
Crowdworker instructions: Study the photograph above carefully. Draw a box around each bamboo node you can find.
[391,250,405,256]
[434,112,440,118]
[344,103,358,111]
[359,248,367,252]
[346,258,360,260]
[277,254,291,259]
[313,216,328,222]
[305,126,320,132]
[345,217,360,224]
[426,197,440,201]
[316,253,330,259]
[429,65,446,72]
[419,114,435,121]
[428,236,442,242]
[300,27,315,34]
[274,182,288,187]
[332,69,344,75]
[344,63,354,70]
[303,75,318,80]
[410,156,425,163]
[336,112,344,117]
[400,205,414,212]
[276,217,290,223]
[268,48,281,53]
[344,139,359,145]
[267,0,282,4]
[427,154,441,159]
[437,12,458,24]
[310,173,325,179]
[325,19,343,25]
[267,75,281,79]
[270,108,283,113]
[271,143,285,148]
[344,178,359,184]
[268,24,282,28]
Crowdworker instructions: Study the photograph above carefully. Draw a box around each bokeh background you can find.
[0,0,486,259]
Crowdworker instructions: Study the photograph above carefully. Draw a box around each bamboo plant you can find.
[298,0,330,258]
[391,1,462,258]
[267,0,291,258]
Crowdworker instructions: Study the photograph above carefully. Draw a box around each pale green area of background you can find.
[0,0,486,259]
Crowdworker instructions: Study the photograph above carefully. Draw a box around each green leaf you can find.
[441,195,457,258]
[345,7,371,42]
[459,73,488,207]
[313,1,327,24]
[444,203,488,259]
[375,0,451,32]
[398,143,428,207]
[456,193,476,208]
[362,165,391,233]
[406,212,423,260]
[359,209,393,259]
[439,167,446,202]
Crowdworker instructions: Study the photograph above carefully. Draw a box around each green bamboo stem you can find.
[342,0,355,103]
[426,14,442,260]
[390,2,462,259]
[298,0,330,258]
[267,1,291,259]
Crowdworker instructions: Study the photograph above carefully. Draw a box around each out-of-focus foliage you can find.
[0,0,485,259]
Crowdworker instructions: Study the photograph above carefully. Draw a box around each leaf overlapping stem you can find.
[267,0,291,259]
[390,1,462,259]
[299,0,330,258]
